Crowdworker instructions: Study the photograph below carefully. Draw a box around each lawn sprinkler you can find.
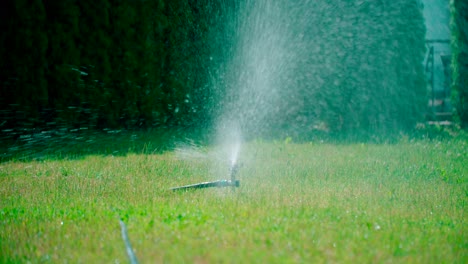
[170,162,240,191]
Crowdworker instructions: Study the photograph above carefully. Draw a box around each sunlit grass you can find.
[1,137,467,263]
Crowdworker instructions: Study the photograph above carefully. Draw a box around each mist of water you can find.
[214,1,303,140]
[212,1,310,169]
[209,0,427,146]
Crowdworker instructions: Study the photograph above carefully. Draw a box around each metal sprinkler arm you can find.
[169,179,238,191]
[170,163,241,191]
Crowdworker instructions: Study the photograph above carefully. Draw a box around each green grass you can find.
[0,136,467,263]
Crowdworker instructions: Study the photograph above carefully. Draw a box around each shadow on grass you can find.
[0,127,210,163]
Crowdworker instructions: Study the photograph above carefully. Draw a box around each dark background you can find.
[0,0,466,142]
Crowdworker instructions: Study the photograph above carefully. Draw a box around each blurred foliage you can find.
[450,0,468,129]
[0,0,211,132]
[0,0,427,140]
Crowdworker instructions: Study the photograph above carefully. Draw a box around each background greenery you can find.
[451,0,468,129]
[0,0,212,130]
[0,0,432,139]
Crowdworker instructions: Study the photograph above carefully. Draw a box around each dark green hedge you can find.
[0,0,427,139]
[0,0,212,130]
[451,0,468,128]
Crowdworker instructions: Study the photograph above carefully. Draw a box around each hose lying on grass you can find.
[119,219,139,264]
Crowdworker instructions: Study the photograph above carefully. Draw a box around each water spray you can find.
[171,121,242,191]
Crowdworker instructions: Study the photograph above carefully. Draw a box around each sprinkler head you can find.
[230,163,241,182]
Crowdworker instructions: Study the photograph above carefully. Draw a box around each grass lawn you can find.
[0,133,467,263]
